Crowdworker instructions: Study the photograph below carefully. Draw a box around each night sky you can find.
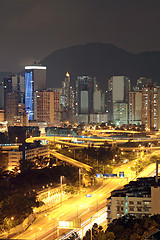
[1,0,160,72]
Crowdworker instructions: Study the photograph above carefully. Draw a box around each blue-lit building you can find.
[25,65,46,120]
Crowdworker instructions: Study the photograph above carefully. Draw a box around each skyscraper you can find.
[129,90,142,125]
[60,72,74,123]
[25,65,46,120]
[0,72,12,109]
[107,76,131,124]
[4,74,25,124]
[141,84,160,130]
[75,76,96,115]
[35,89,60,126]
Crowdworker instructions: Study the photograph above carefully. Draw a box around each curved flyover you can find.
[26,137,92,171]
[50,150,92,171]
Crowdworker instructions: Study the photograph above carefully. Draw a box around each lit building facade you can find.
[35,89,60,126]
[5,92,19,125]
[53,89,61,126]
[61,72,73,109]
[129,91,142,125]
[107,177,154,224]
[0,109,4,122]
[0,81,4,109]
[0,72,12,109]
[75,76,97,115]
[7,143,49,171]
[141,84,160,130]
[135,77,152,90]
[113,102,128,125]
[14,103,28,126]
[107,76,131,123]
[93,90,105,113]
[61,73,74,123]
[107,177,160,224]
[107,194,151,224]
[25,65,46,120]
[4,74,25,124]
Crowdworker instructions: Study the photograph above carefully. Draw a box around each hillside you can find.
[40,42,160,90]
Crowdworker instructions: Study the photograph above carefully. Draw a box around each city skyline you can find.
[0,0,160,72]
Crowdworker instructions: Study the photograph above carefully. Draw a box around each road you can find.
[26,135,160,148]
[12,156,159,240]
[13,178,127,240]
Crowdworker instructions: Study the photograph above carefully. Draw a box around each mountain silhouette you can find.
[40,42,160,90]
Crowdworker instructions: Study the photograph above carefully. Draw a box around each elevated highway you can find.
[50,150,92,171]
[26,136,160,152]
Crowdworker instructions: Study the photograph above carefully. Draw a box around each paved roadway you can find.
[13,178,127,240]
[12,157,159,240]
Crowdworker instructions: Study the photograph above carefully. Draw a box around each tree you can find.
[130,233,141,240]
[0,152,8,169]
[19,158,36,173]
[105,231,115,240]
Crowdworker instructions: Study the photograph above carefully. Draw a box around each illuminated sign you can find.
[59,219,81,229]
[86,194,92,197]
[103,174,117,178]
[119,172,124,178]
[96,173,101,178]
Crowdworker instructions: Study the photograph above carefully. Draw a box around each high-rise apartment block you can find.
[75,76,96,115]
[61,72,73,109]
[61,73,74,123]
[113,102,128,125]
[5,92,19,125]
[135,77,152,90]
[107,76,131,124]
[14,103,28,126]
[4,74,25,125]
[75,76,104,115]
[129,91,142,125]
[108,76,131,103]
[25,65,46,120]
[53,89,61,126]
[93,90,105,113]
[35,89,60,126]
[141,84,160,130]
[0,72,12,109]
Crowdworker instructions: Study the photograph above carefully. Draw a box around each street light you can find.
[92,194,102,213]
[7,217,14,239]
[79,168,81,192]
[60,176,64,204]
[54,128,56,146]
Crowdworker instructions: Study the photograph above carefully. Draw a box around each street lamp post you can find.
[90,217,93,240]
[54,128,56,146]
[60,176,63,204]
[79,168,81,192]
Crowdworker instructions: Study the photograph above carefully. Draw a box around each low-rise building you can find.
[8,150,23,171]
[7,142,49,171]
[107,177,160,224]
